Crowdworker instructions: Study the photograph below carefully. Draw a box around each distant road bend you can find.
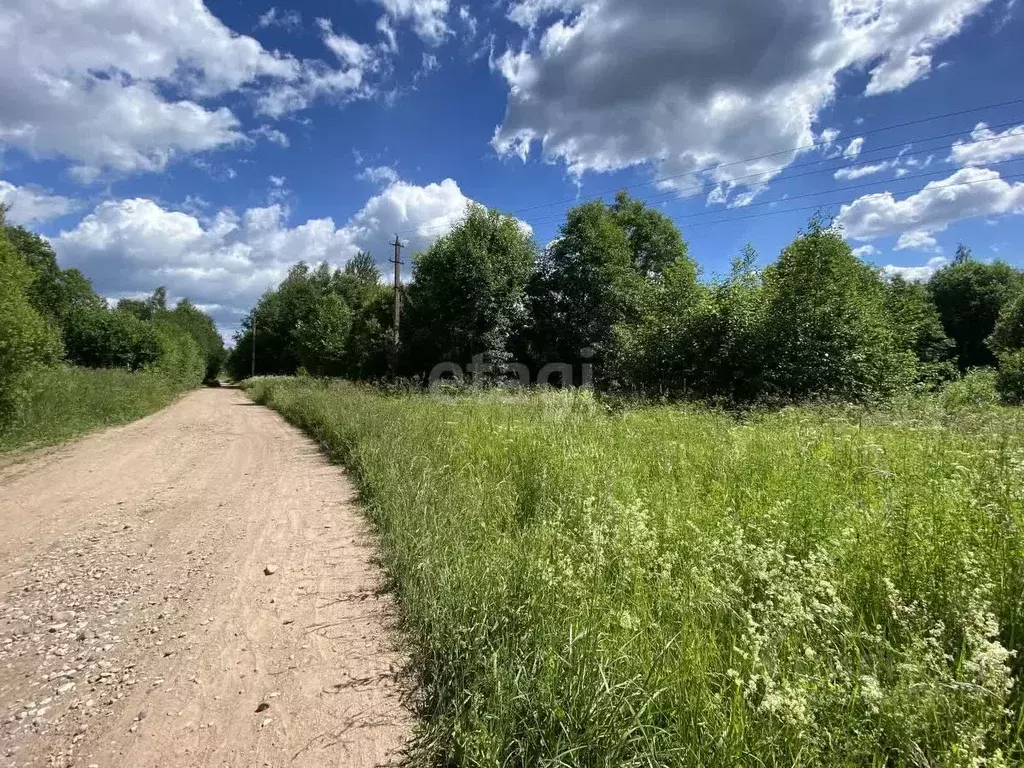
[0,387,410,768]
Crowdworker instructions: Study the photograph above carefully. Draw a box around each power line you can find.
[504,131,1024,232]
[392,97,1024,238]
[398,124,1024,240]
[659,170,1024,232]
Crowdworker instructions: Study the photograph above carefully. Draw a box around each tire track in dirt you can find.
[0,388,411,767]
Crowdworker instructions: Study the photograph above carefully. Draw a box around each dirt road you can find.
[0,388,411,768]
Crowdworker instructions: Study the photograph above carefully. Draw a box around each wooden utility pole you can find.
[390,235,403,350]
[251,314,257,379]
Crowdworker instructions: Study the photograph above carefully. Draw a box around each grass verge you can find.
[0,365,187,452]
[247,376,1024,767]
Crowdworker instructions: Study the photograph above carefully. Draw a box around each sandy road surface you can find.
[0,388,411,767]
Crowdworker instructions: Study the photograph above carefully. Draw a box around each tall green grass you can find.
[248,377,1024,767]
[0,365,188,452]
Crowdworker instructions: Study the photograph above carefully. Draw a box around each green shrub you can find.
[995,350,1024,405]
[0,226,62,427]
[760,223,916,403]
[153,321,205,390]
[989,291,1024,356]
[63,307,161,370]
[940,368,999,409]
[930,254,1022,369]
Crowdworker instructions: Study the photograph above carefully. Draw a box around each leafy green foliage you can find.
[940,368,999,410]
[159,298,225,382]
[228,258,395,381]
[5,225,106,328]
[524,194,696,386]
[116,286,168,321]
[405,204,536,375]
[0,221,63,425]
[152,321,205,390]
[218,196,1018,408]
[929,257,1022,369]
[343,283,394,380]
[525,200,638,380]
[995,351,1024,405]
[295,292,352,376]
[759,222,916,402]
[610,190,693,278]
[883,276,956,384]
[63,307,161,370]
[623,245,763,400]
[988,291,1024,355]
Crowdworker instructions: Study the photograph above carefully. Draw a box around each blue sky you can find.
[1,0,1023,338]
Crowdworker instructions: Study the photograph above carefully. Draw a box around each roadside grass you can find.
[247,376,1024,767]
[0,365,186,452]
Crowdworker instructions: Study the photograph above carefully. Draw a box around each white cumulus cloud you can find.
[895,230,941,252]
[492,0,992,193]
[882,256,950,281]
[0,179,78,224]
[836,167,1024,246]
[357,166,401,186]
[257,7,302,29]
[852,244,879,258]
[834,162,895,181]
[843,137,865,160]
[0,0,378,178]
[951,123,1024,166]
[373,0,450,45]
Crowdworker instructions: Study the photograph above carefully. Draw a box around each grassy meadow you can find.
[0,365,188,452]
[247,376,1024,767]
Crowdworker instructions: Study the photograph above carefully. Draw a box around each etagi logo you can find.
[428,348,596,389]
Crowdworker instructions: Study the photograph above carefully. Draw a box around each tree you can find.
[63,307,161,371]
[995,350,1024,405]
[988,291,1024,355]
[0,215,62,425]
[759,220,915,402]
[227,260,378,380]
[295,293,352,376]
[3,225,106,329]
[334,253,383,316]
[610,191,692,278]
[929,257,1022,369]
[405,204,536,377]
[116,286,168,321]
[343,284,394,380]
[525,194,698,388]
[883,276,956,383]
[161,299,225,383]
[676,245,767,401]
[343,251,380,283]
[152,321,205,390]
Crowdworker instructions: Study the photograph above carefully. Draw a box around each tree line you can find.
[227,193,1024,405]
[0,205,224,428]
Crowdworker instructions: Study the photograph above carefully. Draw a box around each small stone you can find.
[261,717,273,728]
[263,565,277,576]
[255,702,270,713]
